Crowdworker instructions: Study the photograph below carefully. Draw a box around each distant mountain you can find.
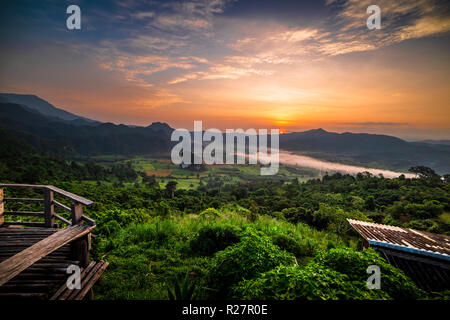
[280,128,408,154]
[0,102,174,156]
[0,93,448,174]
[0,93,100,125]
[280,129,450,173]
[416,139,450,146]
[147,122,173,135]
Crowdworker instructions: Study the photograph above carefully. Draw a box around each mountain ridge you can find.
[0,93,100,125]
[0,94,448,173]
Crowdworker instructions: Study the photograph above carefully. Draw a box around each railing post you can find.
[70,202,89,267]
[44,188,55,228]
[71,202,83,225]
[0,188,4,226]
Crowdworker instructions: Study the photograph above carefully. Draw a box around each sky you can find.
[0,0,449,140]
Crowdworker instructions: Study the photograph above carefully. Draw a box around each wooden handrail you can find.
[3,211,44,217]
[53,200,71,213]
[0,184,93,206]
[3,198,43,203]
[0,184,95,228]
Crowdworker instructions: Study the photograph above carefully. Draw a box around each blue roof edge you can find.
[368,240,450,262]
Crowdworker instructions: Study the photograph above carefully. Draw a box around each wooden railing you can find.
[0,184,95,228]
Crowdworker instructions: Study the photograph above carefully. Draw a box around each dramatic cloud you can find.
[1,0,449,138]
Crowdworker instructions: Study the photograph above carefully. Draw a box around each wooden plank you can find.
[0,228,58,234]
[0,183,47,189]
[0,246,70,252]
[3,211,44,217]
[0,184,93,206]
[53,200,71,213]
[44,189,54,228]
[0,224,95,286]
[47,186,93,206]
[2,221,58,228]
[81,215,96,226]
[3,198,43,203]
[51,261,96,300]
[51,260,109,300]
[0,188,3,226]
[0,283,54,292]
[54,214,72,226]
[72,261,109,300]
[71,203,83,225]
[0,292,45,298]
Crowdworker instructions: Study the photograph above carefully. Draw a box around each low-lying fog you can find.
[278,150,414,178]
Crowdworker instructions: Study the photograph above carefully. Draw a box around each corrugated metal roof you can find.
[347,219,450,261]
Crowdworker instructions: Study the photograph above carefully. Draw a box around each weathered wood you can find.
[54,213,72,226]
[51,261,96,300]
[0,184,47,189]
[0,228,58,234]
[72,261,109,300]
[2,221,58,228]
[0,283,53,292]
[81,215,96,226]
[0,292,46,298]
[71,203,83,225]
[51,260,108,300]
[0,184,93,206]
[70,235,89,268]
[0,184,102,298]
[3,211,44,217]
[44,189,55,228]
[0,246,70,252]
[69,202,89,267]
[48,186,93,206]
[0,188,3,227]
[53,200,71,213]
[3,198,43,203]
[0,224,95,286]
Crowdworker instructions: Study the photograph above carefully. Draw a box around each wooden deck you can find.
[0,184,108,300]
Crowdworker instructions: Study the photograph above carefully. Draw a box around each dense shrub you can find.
[101,220,121,236]
[282,207,309,224]
[233,264,388,300]
[123,218,179,245]
[207,228,295,298]
[199,208,221,218]
[314,248,424,299]
[190,225,241,256]
[92,208,152,231]
[272,234,312,258]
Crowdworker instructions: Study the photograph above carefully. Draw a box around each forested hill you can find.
[1,93,449,173]
[279,129,450,173]
[0,93,99,125]
[0,102,174,156]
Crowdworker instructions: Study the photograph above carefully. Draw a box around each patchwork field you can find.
[145,169,173,177]
[86,155,321,189]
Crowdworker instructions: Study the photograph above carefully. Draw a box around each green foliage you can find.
[314,248,424,299]
[167,272,198,300]
[272,234,314,258]
[190,225,241,256]
[233,264,388,300]
[311,203,370,235]
[2,147,449,300]
[207,228,295,298]
[199,208,221,218]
